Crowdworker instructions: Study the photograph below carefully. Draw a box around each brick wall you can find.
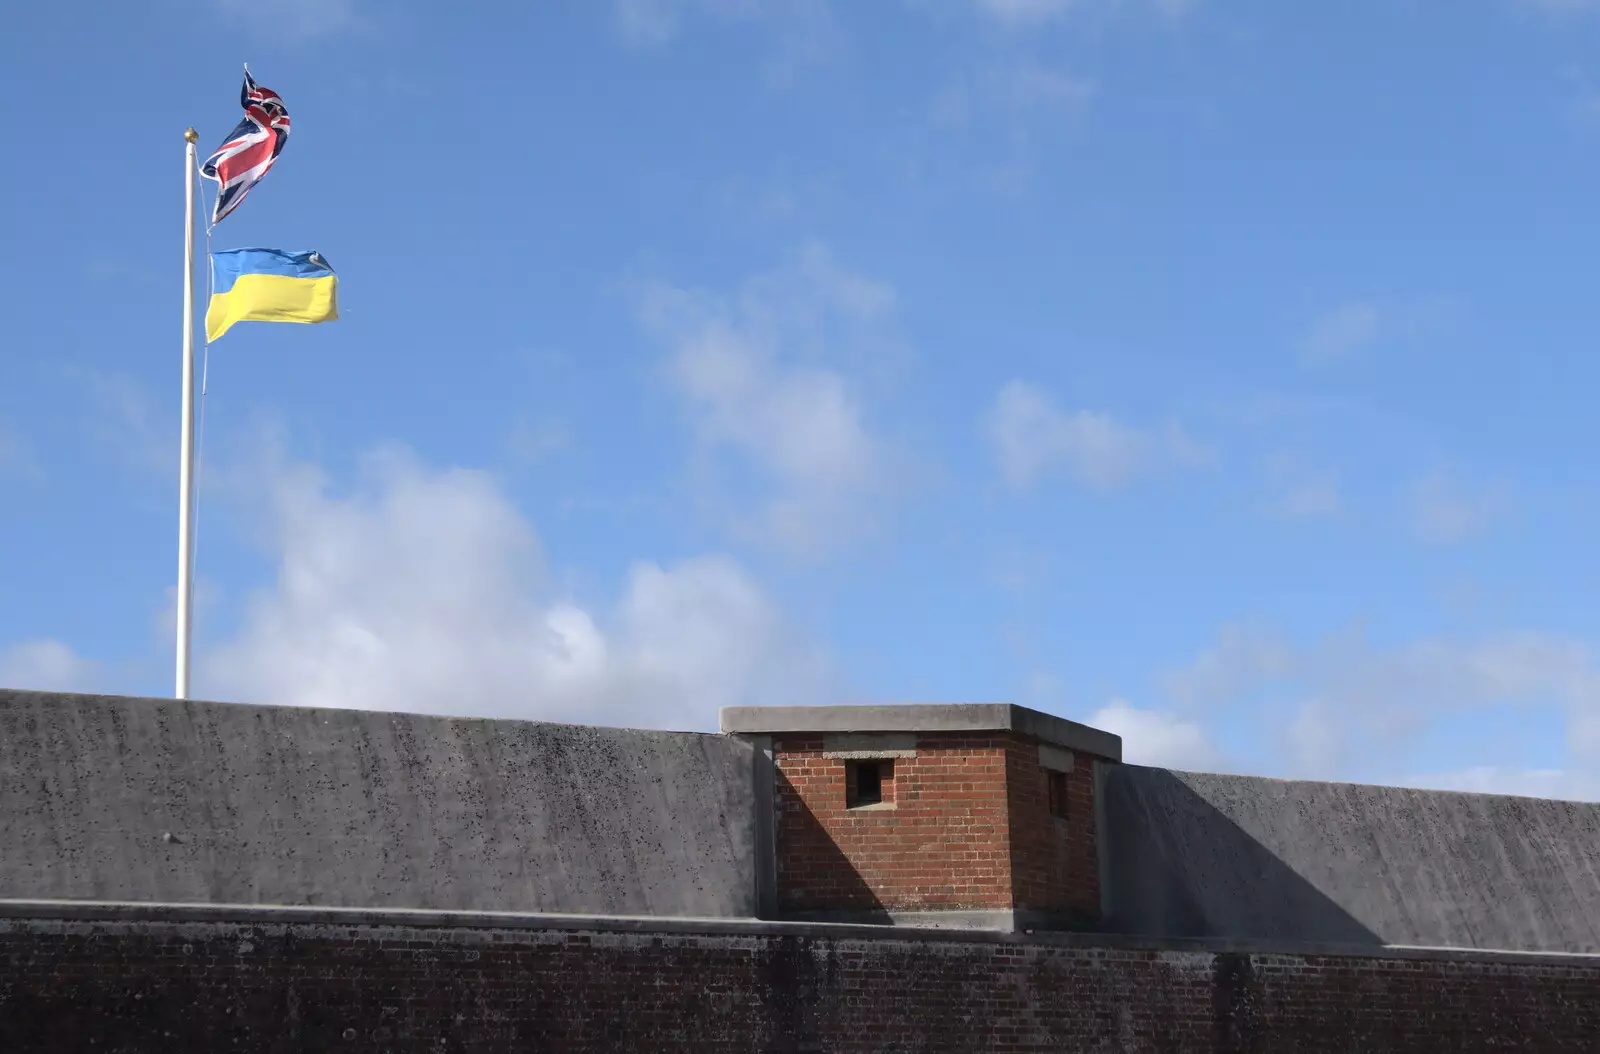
[1003,738,1098,919]
[2,913,1597,1052]
[773,733,1016,914]
[772,732,1098,921]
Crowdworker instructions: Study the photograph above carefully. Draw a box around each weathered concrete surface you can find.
[1102,766,1600,953]
[0,690,759,917]
[721,703,1123,760]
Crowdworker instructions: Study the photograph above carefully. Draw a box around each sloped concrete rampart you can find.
[0,690,760,918]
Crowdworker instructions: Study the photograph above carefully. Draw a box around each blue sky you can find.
[4,0,1600,799]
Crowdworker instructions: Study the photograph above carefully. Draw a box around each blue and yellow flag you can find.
[207,248,338,342]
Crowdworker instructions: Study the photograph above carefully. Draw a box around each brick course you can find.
[2,915,1597,1052]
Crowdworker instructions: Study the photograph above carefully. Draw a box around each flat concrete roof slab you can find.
[720,704,1121,761]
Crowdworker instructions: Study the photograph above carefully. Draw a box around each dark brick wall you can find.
[3,915,1598,1053]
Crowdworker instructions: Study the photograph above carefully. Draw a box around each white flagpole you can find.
[176,127,199,699]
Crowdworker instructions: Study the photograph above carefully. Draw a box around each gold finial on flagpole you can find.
[184,127,199,143]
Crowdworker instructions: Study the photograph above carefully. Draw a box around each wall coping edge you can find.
[1,899,1594,966]
[720,704,1122,761]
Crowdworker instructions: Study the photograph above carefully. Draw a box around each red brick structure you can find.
[4,690,1600,1050]
[722,704,1121,930]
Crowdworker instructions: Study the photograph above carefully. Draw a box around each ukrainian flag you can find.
[206,248,338,342]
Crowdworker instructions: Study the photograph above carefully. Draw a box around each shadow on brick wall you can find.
[773,767,887,921]
[1100,766,1381,945]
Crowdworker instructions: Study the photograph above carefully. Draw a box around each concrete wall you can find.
[0,690,759,917]
[1101,765,1600,953]
[4,904,1597,1052]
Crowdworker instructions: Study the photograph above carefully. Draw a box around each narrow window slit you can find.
[1047,770,1069,819]
[847,760,894,808]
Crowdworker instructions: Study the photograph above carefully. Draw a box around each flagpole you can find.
[176,127,199,700]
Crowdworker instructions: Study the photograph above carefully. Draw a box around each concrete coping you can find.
[1,900,1594,968]
[720,704,1121,762]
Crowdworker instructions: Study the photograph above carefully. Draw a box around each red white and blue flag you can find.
[200,68,291,226]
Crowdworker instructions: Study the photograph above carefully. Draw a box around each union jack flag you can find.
[200,68,290,226]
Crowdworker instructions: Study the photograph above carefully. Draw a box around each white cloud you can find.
[641,245,904,555]
[1301,302,1381,364]
[1162,623,1295,708]
[1161,623,1600,780]
[986,379,1208,490]
[672,329,875,490]
[1406,471,1507,545]
[199,445,831,730]
[1299,296,1461,365]
[1398,765,1600,803]
[0,640,99,693]
[1283,699,1344,778]
[1089,699,1221,769]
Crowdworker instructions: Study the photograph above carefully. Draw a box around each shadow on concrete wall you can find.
[772,767,887,922]
[1100,766,1382,946]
